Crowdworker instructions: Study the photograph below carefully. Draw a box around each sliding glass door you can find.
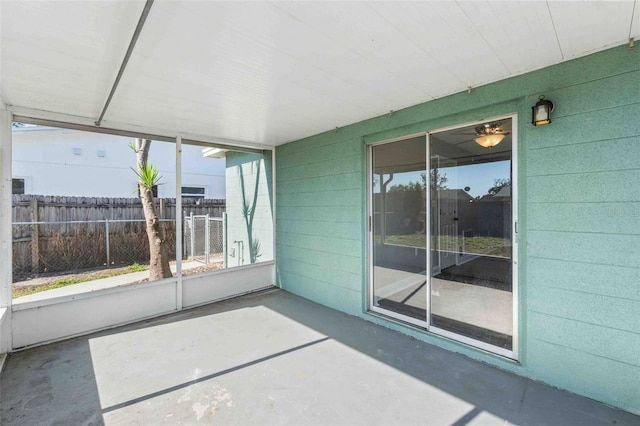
[371,136,427,326]
[369,117,517,357]
[429,118,515,354]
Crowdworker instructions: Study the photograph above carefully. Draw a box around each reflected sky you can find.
[374,161,510,198]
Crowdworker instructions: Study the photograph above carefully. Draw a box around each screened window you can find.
[182,186,205,199]
[12,178,25,195]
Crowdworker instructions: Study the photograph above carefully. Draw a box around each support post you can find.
[204,214,210,264]
[175,136,183,310]
[30,198,39,273]
[189,212,195,261]
[0,108,13,353]
[223,212,227,268]
[271,150,277,286]
[182,211,187,259]
[105,219,110,267]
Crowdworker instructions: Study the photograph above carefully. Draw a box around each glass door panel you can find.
[371,136,427,323]
[429,119,514,351]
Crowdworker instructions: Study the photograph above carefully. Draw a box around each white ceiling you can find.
[1,1,637,147]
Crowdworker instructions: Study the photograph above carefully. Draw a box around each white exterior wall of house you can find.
[12,127,225,199]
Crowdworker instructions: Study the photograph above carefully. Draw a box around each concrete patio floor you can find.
[1,288,638,425]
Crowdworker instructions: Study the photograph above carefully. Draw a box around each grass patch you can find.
[12,279,83,298]
[14,276,96,298]
[128,262,147,273]
[382,233,426,248]
[12,263,149,298]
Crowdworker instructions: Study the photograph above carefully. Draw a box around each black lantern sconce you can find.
[532,95,554,126]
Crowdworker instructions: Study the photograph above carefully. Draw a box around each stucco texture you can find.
[275,44,640,414]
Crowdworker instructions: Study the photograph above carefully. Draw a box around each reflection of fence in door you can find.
[438,189,458,270]
[184,214,224,264]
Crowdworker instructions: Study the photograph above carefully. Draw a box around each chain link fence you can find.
[11,195,227,283]
[184,214,224,264]
[12,215,226,282]
[12,219,177,282]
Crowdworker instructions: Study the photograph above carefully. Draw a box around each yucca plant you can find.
[132,163,162,190]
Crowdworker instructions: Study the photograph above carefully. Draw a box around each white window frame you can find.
[11,177,27,195]
[181,185,206,199]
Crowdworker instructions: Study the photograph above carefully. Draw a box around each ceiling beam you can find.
[11,106,273,151]
[95,0,154,127]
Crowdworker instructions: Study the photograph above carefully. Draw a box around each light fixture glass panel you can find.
[475,134,505,148]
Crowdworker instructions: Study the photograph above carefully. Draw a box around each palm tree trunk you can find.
[135,139,172,280]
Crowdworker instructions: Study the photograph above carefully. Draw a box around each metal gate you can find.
[184,213,224,264]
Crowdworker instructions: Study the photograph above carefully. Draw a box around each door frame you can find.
[366,114,519,360]
[367,132,429,329]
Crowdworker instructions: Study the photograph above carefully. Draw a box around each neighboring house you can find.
[11,126,225,200]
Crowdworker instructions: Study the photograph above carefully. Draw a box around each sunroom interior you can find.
[1,1,639,424]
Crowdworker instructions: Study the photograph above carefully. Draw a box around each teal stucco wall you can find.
[225,151,274,267]
[275,44,640,414]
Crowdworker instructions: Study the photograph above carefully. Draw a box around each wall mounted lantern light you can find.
[532,95,554,126]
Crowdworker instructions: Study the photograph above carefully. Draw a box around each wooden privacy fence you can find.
[12,195,225,280]
[12,194,225,223]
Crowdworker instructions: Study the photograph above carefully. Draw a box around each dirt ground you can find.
[180,262,224,276]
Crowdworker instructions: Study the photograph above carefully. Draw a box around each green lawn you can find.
[12,263,148,298]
